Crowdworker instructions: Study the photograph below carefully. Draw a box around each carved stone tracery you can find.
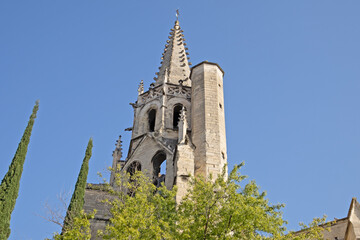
[138,84,191,105]
[167,85,191,98]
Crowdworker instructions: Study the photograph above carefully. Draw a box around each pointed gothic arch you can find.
[148,109,156,132]
[166,98,191,130]
[151,151,167,186]
[127,161,141,176]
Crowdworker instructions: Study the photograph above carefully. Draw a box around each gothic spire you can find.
[112,135,123,159]
[154,19,191,86]
[110,135,122,186]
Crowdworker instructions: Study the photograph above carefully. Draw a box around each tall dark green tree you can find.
[62,138,93,233]
[0,101,39,240]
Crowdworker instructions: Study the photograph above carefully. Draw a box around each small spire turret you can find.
[110,135,122,186]
[112,135,123,160]
[137,80,144,95]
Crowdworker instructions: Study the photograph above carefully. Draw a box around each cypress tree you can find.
[62,138,93,233]
[0,101,39,240]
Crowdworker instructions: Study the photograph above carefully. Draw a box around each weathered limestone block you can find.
[174,141,195,203]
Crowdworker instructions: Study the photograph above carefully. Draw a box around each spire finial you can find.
[114,135,122,154]
[112,135,123,159]
[138,80,144,95]
[176,9,180,21]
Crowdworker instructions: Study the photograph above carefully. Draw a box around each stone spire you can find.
[154,19,191,87]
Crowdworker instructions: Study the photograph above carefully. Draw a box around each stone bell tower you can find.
[85,17,228,237]
[109,18,227,201]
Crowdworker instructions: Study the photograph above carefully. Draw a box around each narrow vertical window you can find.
[173,104,183,129]
[148,109,156,132]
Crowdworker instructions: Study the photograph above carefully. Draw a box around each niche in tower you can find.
[173,104,183,129]
[148,109,156,132]
[152,151,167,187]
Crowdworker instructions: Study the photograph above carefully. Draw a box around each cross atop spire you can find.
[154,18,191,87]
[176,9,180,20]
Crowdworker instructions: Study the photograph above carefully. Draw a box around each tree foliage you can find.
[98,170,177,240]
[0,101,39,240]
[52,210,94,240]
[62,138,93,233]
[176,164,286,239]
[95,163,327,240]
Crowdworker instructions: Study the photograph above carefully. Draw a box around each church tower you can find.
[109,18,227,200]
[85,16,227,237]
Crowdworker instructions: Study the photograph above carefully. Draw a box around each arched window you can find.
[148,109,156,132]
[127,161,141,176]
[152,151,167,187]
[173,104,183,129]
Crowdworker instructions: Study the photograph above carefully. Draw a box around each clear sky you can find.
[1,1,359,239]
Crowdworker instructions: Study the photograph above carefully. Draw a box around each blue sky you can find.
[1,1,359,239]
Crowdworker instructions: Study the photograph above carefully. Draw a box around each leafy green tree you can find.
[0,101,39,240]
[98,170,178,240]
[50,161,327,240]
[53,210,94,240]
[98,163,327,240]
[175,164,327,240]
[62,138,93,233]
[283,217,328,240]
[175,164,286,239]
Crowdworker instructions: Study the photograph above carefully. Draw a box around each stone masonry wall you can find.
[190,62,227,178]
[174,142,195,202]
[84,186,114,239]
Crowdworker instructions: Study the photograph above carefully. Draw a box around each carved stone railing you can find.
[136,83,191,106]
